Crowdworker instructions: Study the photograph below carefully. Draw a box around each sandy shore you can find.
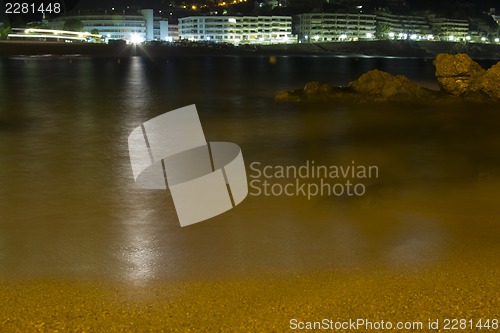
[1,254,497,332]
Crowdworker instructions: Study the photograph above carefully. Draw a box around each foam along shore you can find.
[275,53,500,103]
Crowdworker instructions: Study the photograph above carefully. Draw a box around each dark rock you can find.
[348,69,431,101]
[275,54,500,104]
[275,90,304,102]
[303,81,322,95]
[319,83,334,94]
[303,82,335,95]
[434,53,485,96]
[469,62,500,100]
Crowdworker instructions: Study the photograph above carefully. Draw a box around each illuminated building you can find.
[50,9,170,43]
[179,16,296,44]
[294,13,376,42]
[376,12,432,40]
[427,15,469,42]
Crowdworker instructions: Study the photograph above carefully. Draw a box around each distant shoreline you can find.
[1,40,500,59]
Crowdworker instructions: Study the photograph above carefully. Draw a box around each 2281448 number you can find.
[5,3,61,14]
[443,318,498,330]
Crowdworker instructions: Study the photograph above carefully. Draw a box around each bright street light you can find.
[130,33,144,44]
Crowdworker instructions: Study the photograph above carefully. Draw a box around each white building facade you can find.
[51,9,169,43]
[427,15,469,41]
[294,13,376,42]
[376,12,432,40]
[178,16,296,44]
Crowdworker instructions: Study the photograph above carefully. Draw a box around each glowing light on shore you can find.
[130,33,144,45]
[8,34,87,41]
[9,28,102,42]
[388,32,395,38]
[24,28,96,37]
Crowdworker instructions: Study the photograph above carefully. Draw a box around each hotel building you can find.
[50,9,170,43]
[427,15,469,41]
[178,16,296,44]
[376,12,432,39]
[293,13,376,42]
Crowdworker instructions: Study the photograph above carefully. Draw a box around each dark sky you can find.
[2,0,499,25]
[1,0,167,25]
[69,0,168,10]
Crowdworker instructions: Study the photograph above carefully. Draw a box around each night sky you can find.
[1,0,499,26]
[1,0,167,25]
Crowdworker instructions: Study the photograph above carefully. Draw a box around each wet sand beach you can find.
[1,255,498,332]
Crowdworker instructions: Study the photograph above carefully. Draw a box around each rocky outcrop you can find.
[434,53,485,96]
[304,82,335,95]
[434,53,500,100]
[275,54,500,104]
[348,69,431,101]
[275,70,434,103]
[275,82,351,102]
[275,90,303,102]
[469,62,500,100]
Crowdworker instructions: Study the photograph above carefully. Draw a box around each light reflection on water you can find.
[0,56,499,282]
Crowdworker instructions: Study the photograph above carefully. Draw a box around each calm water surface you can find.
[0,56,499,282]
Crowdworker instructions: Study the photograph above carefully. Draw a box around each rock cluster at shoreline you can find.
[276,53,500,103]
[435,53,500,101]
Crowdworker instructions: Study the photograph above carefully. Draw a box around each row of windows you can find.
[299,15,376,19]
[302,17,375,21]
[378,25,432,30]
[202,29,289,32]
[185,34,289,39]
[299,26,375,30]
[299,24,375,28]
[181,29,291,34]
[180,19,291,24]
[294,21,375,26]
[432,24,469,28]
[183,24,290,28]
[85,23,145,27]
[98,29,146,33]
[299,30,375,34]
[181,17,291,21]
[378,18,428,23]
[311,37,371,41]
